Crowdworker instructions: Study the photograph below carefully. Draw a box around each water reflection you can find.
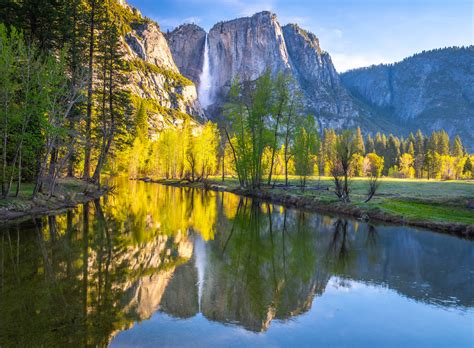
[0,179,472,347]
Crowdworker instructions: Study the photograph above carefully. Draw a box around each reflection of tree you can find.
[200,201,328,332]
[0,190,194,347]
[2,180,470,344]
[326,219,356,274]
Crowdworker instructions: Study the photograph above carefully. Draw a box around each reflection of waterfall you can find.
[198,34,212,108]
[194,236,207,312]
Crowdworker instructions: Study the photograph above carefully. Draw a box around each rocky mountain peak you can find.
[282,23,322,55]
[117,0,142,17]
[207,11,291,98]
[126,21,178,72]
[117,5,205,131]
[167,11,359,128]
[166,24,207,84]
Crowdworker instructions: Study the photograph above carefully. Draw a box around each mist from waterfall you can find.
[198,34,212,109]
[194,236,207,312]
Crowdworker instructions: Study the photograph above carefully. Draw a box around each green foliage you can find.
[224,70,282,189]
[0,24,72,197]
[353,127,365,155]
[365,153,384,176]
[294,115,319,186]
[128,58,193,88]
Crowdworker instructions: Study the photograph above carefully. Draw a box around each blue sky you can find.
[127,0,473,72]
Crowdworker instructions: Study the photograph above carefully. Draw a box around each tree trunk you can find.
[2,98,8,197]
[267,112,282,185]
[67,0,80,177]
[14,149,21,197]
[92,41,115,184]
[83,0,96,181]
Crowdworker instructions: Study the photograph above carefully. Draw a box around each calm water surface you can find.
[0,180,473,347]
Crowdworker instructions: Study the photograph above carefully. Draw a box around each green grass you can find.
[0,178,96,213]
[204,175,474,225]
[377,200,474,225]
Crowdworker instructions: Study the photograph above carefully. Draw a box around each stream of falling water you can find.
[198,34,212,108]
[194,236,207,312]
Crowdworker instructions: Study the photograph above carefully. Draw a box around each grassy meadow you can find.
[203,176,474,226]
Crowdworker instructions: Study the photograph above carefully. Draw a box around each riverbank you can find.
[140,177,474,239]
[0,178,108,223]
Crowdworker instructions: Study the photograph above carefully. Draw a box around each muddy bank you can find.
[0,180,108,224]
[143,179,473,239]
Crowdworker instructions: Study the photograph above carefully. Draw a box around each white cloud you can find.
[331,53,392,73]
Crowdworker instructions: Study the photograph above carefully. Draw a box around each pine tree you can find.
[438,130,450,155]
[415,130,424,157]
[451,135,464,158]
[407,142,415,157]
[374,132,386,157]
[365,134,375,154]
[385,135,401,174]
[91,2,131,184]
[353,126,365,155]
[294,115,319,187]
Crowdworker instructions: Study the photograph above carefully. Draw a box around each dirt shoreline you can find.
[0,184,107,225]
[143,178,474,239]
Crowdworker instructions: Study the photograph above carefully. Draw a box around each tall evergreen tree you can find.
[365,133,375,154]
[353,126,365,155]
[451,135,464,158]
[385,135,401,174]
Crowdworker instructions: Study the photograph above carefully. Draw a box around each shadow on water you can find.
[0,179,472,346]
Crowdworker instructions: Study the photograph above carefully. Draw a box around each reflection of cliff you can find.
[1,181,473,347]
[0,199,195,347]
[119,231,194,321]
[158,203,333,332]
[160,250,199,318]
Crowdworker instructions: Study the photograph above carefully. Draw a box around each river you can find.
[0,179,472,347]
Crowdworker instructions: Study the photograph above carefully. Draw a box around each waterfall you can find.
[198,34,212,108]
[194,236,207,312]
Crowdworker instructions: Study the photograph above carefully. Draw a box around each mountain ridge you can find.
[119,1,472,147]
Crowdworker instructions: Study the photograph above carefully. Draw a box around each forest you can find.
[0,0,472,205]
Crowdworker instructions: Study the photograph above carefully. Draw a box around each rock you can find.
[359,213,370,222]
[341,47,474,150]
[166,24,207,86]
[282,24,360,129]
[207,12,291,101]
[164,11,472,144]
[165,11,366,129]
[119,8,205,137]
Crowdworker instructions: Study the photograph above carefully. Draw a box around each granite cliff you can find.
[116,2,205,136]
[119,2,471,144]
[166,12,367,129]
[341,47,474,148]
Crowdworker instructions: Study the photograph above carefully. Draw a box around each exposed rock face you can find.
[282,23,360,129]
[166,24,207,86]
[166,11,363,129]
[165,11,472,141]
[207,12,291,100]
[126,22,178,71]
[123,20,204,121]
[114,3,205,134]
[341,47,474,149]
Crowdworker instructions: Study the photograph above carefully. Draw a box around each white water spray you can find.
[194,236,207,312]
[198,34,212,109]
